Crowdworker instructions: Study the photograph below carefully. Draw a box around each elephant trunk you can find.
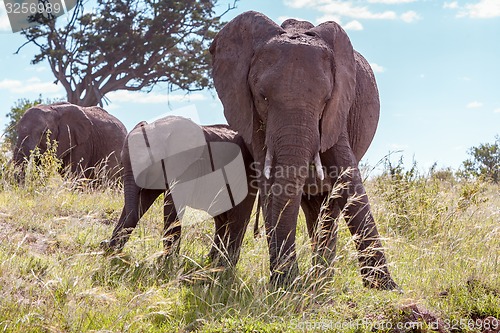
[265,122,319,284]
[12,146,25,168]
[12,148,26,183]
[12,139,33,183]
[265,147,323,180]
[268,163,306,283]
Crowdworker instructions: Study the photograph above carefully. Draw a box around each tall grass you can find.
[0,150,498,332]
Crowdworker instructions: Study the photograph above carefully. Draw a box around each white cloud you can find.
[370,63,385,73]
[23,66,48,73]
[0,77,62,94]
[0,79,21,90]
[0,2,11,32]
[285,0,420,25]
[368,0,416,3]
[106,90,206,104]
[443,1,459,9]
[466,101,483,108]
[27,77,42,83]
[320,2,398,20]
[456,0,500,18]
[283,0,321,8]
[343,20,364,30]
[388,143,408,150]
[316,14,342,24]
[494,108,500,113]
[401,10,421,22]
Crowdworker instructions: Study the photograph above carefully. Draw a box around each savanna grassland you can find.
[0,149,499,332]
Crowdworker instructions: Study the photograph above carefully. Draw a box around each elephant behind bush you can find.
[13,102,127,181]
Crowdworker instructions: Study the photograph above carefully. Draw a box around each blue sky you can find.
[1,0,499,171]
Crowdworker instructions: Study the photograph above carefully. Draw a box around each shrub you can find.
[459,135,500,183]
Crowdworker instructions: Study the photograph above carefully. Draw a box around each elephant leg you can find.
[209,189,257,267]
[301,194,339,267]
[107,188,162,251]
[162,192,181,255]
[208,212,229,264]
[332,139,398,290]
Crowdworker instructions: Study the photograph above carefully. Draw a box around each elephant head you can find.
[210,11,359,282]
[14,102,92,172]
[210,11,356,157]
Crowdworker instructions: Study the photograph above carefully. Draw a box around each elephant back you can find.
[202,124,254,174]
[82,106,127,137]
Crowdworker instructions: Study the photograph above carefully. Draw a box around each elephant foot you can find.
[99,239,113,253]
[207,251,232,269]
[358,250,402,292]
[363,275,402,292]
[208,245,242,269]
[99,239,124,255]
[269,261,300,288]
[311,251,337,268]
[361,267,402,292]
[161,242,180,258]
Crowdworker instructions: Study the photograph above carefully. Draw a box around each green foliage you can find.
[374,158,443,238]
[22,134,62,190]
[459,135,500,183]
[19,0,235,106]
[3,96,43,149]
[429,164,456,184]
[373,157,488,239]
[0,131,63,193]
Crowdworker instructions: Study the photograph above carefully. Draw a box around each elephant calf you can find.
[13,102,127,181]
[102,116,257,267]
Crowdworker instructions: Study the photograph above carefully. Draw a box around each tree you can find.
[3,96,61,149]
[4,96,43,150]
[460,136,500,183]
[18,0,235,106]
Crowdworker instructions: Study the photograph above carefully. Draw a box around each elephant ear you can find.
[209,11,284,144]
[309,22,357,152]
[55,103,92,157]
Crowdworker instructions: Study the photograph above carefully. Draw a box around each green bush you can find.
[373,158,487,239]
[459,135,500,183]
[21,132,62,191]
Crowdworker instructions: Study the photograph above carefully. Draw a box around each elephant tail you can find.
[253,194,261,238]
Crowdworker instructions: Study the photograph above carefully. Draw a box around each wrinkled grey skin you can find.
[102,119,257,267]
[13,102,126,180]
[210,11,398,289]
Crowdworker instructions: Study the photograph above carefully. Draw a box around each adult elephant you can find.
[13,102,126,181]
[210,11,398,289]
[102,116,257,267]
